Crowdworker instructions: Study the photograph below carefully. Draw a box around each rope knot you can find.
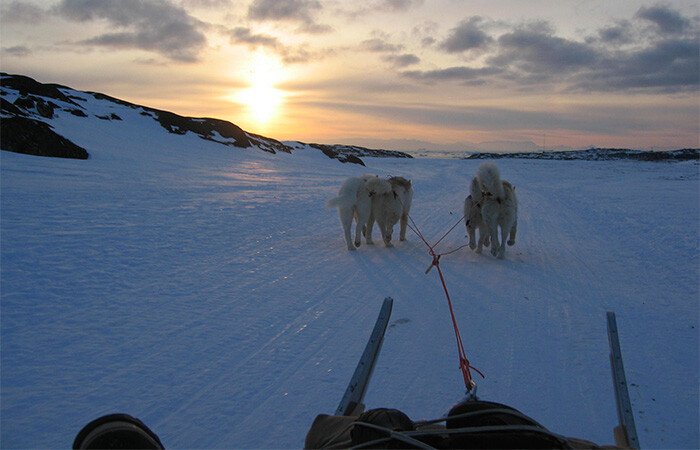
[424,254,440,274]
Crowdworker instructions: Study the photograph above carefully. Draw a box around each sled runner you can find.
[336,296,394,416]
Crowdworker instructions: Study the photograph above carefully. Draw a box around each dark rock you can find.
[308,142,411,165]
[1,116,89,159]
[1,73,81,107]
[153,111,252,149]
[67,109,88,117]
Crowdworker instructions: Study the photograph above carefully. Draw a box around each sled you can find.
[305,304,641,449]
[72,302,640,449]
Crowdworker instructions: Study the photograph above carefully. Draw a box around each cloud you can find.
[439,17,494,53]
[228,27,327,64]
[575,37,699,93]
[247,0,330,33]
[0,1,48,25]
[230,27,281,49]
[409,8,699,95]
[361,38,403,53]
[2,45,32,57]
[377,0,423,12]
[359,35,419,67]
[595,20,634,44]
[340,0,422,21]
[383,53,420,68]
[402,66,502,84]
[492,22,599,75]
[636,4,692,35]
[179,0,232,8]
[54,0,207,62]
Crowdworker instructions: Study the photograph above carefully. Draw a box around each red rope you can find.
[406,213,484,391]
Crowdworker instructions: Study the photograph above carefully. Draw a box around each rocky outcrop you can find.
[1,116,89,159]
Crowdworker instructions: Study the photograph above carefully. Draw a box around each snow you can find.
[1,95,699,449]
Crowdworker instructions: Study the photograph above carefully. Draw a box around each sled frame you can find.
[607,312,640,449]
[335,297,393,416]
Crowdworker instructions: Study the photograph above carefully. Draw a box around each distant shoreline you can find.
[406,148,699,161]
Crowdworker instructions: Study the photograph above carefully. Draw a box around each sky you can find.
[1,0,698,151]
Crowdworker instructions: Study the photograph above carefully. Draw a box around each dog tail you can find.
[476,161,504,200]
[326,196,340,210]
[469,176,482,202]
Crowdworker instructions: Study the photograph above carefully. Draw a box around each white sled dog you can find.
[464,176,490,253]
[366,176,414,247]
[474,162,518,259]
[327,175,392,250]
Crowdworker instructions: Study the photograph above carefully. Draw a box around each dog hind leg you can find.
[507,218,517,246]
[339,207,356,251]
[399,214,408,241]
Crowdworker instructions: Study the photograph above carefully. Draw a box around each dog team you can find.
[327,161,518,259]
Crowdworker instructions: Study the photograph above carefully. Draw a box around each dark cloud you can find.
[54,0,207,62]
[247,0,330,33]
[0,1,48,25]
[576,37,699,93]
[636,4,692,35]
[596,20,634,44]
[383,53,420,68]
[230,27,281,49]
[439,17,493,53]
[492,23,599,74]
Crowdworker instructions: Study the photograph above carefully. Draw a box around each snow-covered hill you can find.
[1,74,698,449]
[0,73,411,164]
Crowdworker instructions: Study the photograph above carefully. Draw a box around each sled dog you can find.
[464,176,490,253]
[366,176,413,247]
[474,162,518,259]
[327,175,392,250]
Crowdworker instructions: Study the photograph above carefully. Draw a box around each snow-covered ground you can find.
[1,103,698,448]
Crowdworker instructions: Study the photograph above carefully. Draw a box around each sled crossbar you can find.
[607,312,640,449]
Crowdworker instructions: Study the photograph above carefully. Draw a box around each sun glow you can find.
[231,52,286,129]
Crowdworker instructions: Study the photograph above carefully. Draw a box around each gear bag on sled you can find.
[305,400,604,449]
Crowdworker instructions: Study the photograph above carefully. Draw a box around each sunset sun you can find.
[232,52,286,129]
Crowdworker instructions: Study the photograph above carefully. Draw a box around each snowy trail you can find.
[1,145,698,449]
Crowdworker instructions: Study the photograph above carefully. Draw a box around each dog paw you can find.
[469,242,476,250]
[507,239,515,246]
